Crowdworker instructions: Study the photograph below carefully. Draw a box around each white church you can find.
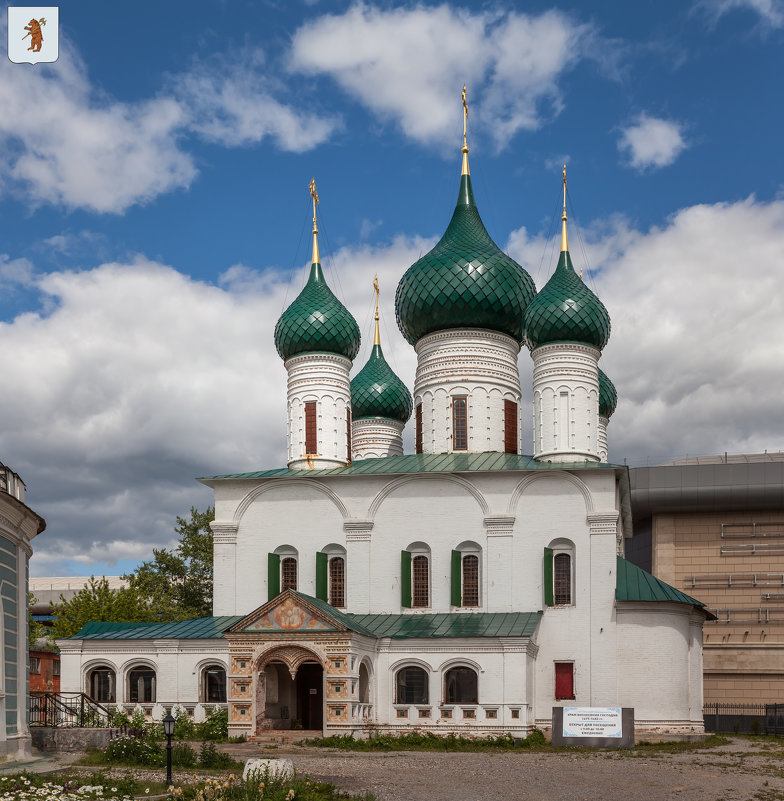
[59,107,710,738]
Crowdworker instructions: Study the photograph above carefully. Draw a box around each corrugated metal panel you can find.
[203,452,620,481]
[615,556,710,613]
[344,611,542,639]
[73,616,244,640]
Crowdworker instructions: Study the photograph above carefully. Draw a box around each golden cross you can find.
[562,164,567,211]
[373,274,381,345]
[462,85,468,146]
[309,178,319,231]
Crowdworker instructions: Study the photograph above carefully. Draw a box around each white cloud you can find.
[290,4,599,150]
[0,25,337,213]
[174,52,341,153]
[618,114,688,170]
[3,236,430,575]
[696,0,784,28]
[507,196,784,464]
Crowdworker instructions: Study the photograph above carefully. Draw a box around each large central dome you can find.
[395,173,535,346]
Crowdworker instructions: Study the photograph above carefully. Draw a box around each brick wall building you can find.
[630,453,784,704]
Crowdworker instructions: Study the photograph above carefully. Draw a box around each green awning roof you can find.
[202,451,620,481]
[71,616,244,640]
[616,556,715,618]
[346,611,542,639]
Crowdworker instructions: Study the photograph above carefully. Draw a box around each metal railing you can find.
[703,702,784,735]
[30,691,112,727]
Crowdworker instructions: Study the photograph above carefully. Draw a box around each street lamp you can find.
[162,711,175,787]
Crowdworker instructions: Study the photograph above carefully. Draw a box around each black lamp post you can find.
[162,711,175,787]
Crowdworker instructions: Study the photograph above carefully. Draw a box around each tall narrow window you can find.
[452,397,467,450]
[281,557,298,591]
[396,666,428,704]
[329,556,345,607]
[346,408,352,462]
[445,667,478,704]
[412,555,429,608]
[554,553,571,605]
[305,401,317,454]
[504,399,518,454]
[555,662,574,700]
[415,403,423,454]
[462,554,479,607]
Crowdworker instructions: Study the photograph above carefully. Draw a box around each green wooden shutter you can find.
[316,551,328,601]
[401,550,412,608]
[544,547,554,607]
[451,549,462,607]
[268,553,280,601]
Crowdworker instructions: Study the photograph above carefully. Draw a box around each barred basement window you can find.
[462,554,479,607]
[281,557,298,591]
[329,556,345,607]
[412,554,429,608]
[452,397,468,450]
[554,553,572,605]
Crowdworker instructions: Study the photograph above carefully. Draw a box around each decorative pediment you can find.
[227,590,349,635]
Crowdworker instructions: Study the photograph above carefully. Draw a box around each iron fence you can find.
[30,691,111,727]
[703,702,784,735]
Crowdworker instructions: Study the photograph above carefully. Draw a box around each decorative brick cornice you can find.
[210,521,239,544]
[587,511,619,535]
[483,515,515,536]
[343,520,373,540]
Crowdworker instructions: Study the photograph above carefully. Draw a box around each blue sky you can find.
[1,0,783,577]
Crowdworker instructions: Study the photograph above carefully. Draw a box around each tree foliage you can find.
[49,506,214,641]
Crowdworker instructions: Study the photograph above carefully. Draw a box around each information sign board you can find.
[562,707,623,738]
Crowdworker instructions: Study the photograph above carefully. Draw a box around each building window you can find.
[462,554,479,608]
[346,408,352,462]
[305,401,317,454]
[452,397,467,450]
[555,663,575,700]
[445,667,478,704]
[396,666,429,704]
[412,554,429,608]
[504,399,518,454]
[281,557,298,591]
[53,659,60,676]
[329,556,345,608]
[203,665,227,703]
[554,553,572,605]
[415,403,423,454]
[30,657,41,674]
[88,666,116,703]
[128,667,156,703]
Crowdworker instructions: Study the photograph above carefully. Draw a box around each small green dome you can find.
[395,174,536,345]
[524,250,611,351]
[598,368,617,419]
[275,262,361,361]
[351,344,413,423]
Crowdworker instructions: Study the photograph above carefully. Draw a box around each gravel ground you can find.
[227,738,784,801]
[31,737,784,801]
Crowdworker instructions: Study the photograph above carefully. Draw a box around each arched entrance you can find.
[255,647,323,733]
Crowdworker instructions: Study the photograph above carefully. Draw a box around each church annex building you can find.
[59,109,711,738]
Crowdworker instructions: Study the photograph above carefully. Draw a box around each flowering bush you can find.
[0,773,143,800]
[106,734,164,765]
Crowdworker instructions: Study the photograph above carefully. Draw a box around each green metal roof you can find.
[524,250,611,351]
[202,451,621,480]
[599,368,618,419]
[350,343,413,423]
[615,557,714,618]
[395,174,535,345]
[71,616,244,640]
[347,611,542,639]
[274,262,361,361]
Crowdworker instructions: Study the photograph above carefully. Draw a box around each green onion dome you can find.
[395,174,536,345]
[275,262,361,361]
[351,343,413,423]
[598,368,617,419]
[524,250,611,351]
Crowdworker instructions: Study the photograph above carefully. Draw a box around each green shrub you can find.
[109,707,130,728]
[172,742,197,767]
[197,706,229,741]
[106,734,164,765]
[174,707,196,740]
[198,740,235,769]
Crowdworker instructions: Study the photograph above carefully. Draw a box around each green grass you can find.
[307,729,547,751]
